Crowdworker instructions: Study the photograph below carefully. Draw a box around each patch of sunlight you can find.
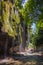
[28,43,34,48]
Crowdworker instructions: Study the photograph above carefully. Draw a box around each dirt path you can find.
[0,47,43,65]
[0,51,43,65]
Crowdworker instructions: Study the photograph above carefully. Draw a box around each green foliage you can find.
[0,0,22,37]
[22,0,43,27]
[14,0,22,9]
[23,0,43,47]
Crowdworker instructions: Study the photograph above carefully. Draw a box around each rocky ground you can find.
[0,45,43,65]
[0,51,43,65]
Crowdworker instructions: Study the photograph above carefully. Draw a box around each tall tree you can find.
[24,0,43,47]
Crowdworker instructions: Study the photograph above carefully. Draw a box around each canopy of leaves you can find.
[21,0,43,27]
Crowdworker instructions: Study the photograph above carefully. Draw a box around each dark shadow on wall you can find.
[0,22,13,58]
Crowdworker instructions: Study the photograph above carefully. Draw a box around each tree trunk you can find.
[4,38,8,58]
